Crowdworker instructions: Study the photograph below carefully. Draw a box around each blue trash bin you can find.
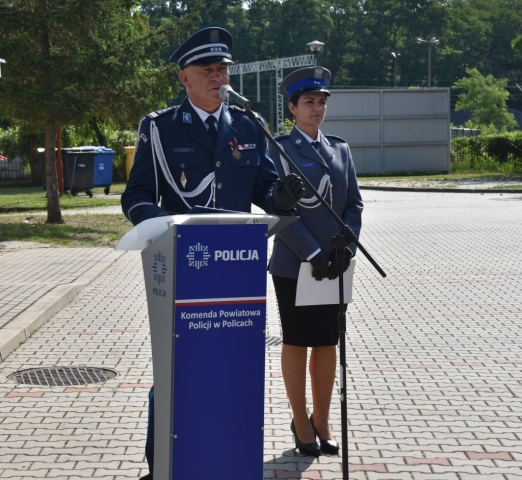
[93,147,116,195]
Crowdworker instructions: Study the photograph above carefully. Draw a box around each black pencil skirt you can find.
[272,275,346,347]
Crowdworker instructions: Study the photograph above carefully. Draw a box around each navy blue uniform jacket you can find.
[121,97,279,225]
[268,127,363,280]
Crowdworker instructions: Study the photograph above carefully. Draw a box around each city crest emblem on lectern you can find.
[187,243,211,270]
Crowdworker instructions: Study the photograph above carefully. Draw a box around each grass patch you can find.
[0,183,126,212]
[358,171,522,189]
[358,171,521,181]
[0,213,132,247]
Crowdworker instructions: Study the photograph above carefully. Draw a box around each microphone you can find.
[219,85,251,109]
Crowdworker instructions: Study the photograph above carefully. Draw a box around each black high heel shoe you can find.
[290,419,320,457]
[310,414,339,456]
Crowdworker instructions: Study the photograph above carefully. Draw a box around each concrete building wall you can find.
[322,88,451,174]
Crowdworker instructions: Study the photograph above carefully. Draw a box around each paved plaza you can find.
[0,189,521,479]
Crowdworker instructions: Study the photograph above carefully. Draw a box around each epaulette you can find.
[228,105,246,113]
[325,134,347,143]
[228,105,269,127]
[147,105,178,119]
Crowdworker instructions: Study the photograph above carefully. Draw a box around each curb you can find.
[360,185,522,194]
[0,250,125,362]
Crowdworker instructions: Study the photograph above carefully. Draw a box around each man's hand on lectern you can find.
[271,173,305,213]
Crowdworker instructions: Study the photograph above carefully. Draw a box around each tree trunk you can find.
[45,119,63,224]
[90,117,107,146]
[40,0,63,224]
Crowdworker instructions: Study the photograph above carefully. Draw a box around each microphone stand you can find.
[242,107,387,480]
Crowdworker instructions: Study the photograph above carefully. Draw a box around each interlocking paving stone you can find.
[1,191,521,478]
[0,248,118,329]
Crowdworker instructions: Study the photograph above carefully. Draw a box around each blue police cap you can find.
[169,27,234,69]
[280,67,331,98]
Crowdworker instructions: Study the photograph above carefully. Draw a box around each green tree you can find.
[453,68,516,130]
[442,0,492,84]
[322,0,358,85]
[0,0,189,223]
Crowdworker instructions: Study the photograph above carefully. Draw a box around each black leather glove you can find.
[310,252,330,281]
[155,210,181,217]
[271,173,305,212]
[154,211,171,217]
[326,256,349,280]
[327,249,354,280]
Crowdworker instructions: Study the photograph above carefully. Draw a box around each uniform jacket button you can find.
[216,161,221,167]
[217,183,223,189]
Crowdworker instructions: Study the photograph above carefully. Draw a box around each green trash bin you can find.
[62,147,96,197]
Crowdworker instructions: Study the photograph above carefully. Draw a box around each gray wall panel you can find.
[383,118,449,144]
[383,145,450,172]
[322,89,450,174]
[383,90,449,117]
[326,91,381,118]
[350,146,382,173]
[323,119,380,145]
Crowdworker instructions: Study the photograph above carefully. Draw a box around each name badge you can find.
[173,148,195,153]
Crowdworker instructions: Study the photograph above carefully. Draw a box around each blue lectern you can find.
[116,213,289,480]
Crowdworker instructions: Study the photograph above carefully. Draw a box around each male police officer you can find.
[121,27,305,479]
[121,26,304,225]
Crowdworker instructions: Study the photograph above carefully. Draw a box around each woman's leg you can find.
[281,344,316,443]
[309,345,337,440]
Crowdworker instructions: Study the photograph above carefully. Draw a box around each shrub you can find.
[451,132,522,173]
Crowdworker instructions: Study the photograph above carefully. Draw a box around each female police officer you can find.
[268,67,363,456]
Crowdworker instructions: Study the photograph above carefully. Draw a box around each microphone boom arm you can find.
[243,108,386,278]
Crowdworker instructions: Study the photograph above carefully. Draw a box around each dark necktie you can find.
[312,141,320,150]
[205,116,217,144]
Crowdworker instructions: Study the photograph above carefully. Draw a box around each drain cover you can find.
[266,336,283,347]
[8,366,118,387]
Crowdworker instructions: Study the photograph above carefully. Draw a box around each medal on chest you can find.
[229,137,241,160]
[180,163,187,188]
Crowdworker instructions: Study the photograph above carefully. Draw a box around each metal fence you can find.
[450,128,481,139]
[0,157,33,186]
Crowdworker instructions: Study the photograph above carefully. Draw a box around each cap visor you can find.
[284,86,331,97]
[187,57,234,67]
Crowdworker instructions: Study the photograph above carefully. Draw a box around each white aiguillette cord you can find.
[279,149,332,209]
[151,120,216,209]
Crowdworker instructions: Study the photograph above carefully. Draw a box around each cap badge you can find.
[210,29,220,42]
[313,68,323,79]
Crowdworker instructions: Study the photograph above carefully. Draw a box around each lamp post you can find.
[391,52,400,87]
[416,37,439,87]
[306,40,325,65]
[0,58,5,78]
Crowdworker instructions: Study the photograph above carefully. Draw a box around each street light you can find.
[0,58,5,78]
[417,37,439,87]
[306,40,325,65]
[391,52,400,87]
